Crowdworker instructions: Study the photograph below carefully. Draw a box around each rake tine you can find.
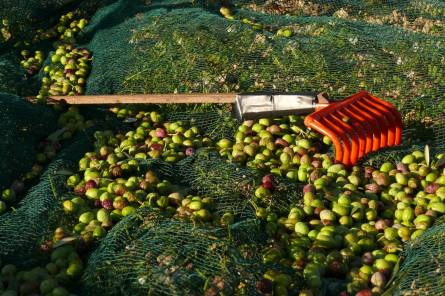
[307,117,345,164]
[342,106,370,158]
[322,115,352,166]
[305,91,402,166]
[329,111,360,165]
[335,109,365,164]
[365,93,403,145]
[355,100,390,150]
[364,94,402,146]
[349,101,383,152]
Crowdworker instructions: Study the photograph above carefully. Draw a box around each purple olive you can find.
[150,143,163,152]
[425,183,439,194]
[101,200,113,210]
[85,180,97,190]
[11,180,25,195]
[155,128,167,138]
[185,147,195,156]
[303,184,315,194]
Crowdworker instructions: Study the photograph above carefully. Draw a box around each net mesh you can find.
[165,105,238,141]
[0,131,92,267]
[0,93,57,188]
[84,0,445,101]
[0,0,114,48]
[1,0,445,295]
[80,207,267,296]
[383,218,445,296]
[0,107,120,266]
[61,114,304,295]
[0,53,28,95]
[172,149,304,216]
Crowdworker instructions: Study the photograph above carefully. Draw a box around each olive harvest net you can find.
[82,0,445,159]
[0,105,121,265]
[80,207,269,296]
[0,53,35,95]
[0,131,92,267]
[172,149,304,215]
[383,218,445,296]
[0,93,57,188]
[0,0,445,295]
[84,0,445,100]
[0,0,114,49]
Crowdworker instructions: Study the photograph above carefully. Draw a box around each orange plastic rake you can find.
[304,91,402,166]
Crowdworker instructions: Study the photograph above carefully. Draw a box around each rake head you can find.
[304,91,402,166]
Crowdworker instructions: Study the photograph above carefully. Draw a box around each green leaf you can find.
[47,128,66,142]
[123,117,137,123]
[60,193,77,201]
[436,153,445,169]
[53,237,77,249]
[425,145,431,167]
[54,169,75,176]
[385,256,402,289]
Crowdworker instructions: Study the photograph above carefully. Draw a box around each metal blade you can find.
[234,93,317,121]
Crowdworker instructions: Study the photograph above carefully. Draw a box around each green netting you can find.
[0,0,116,48]
[172,149,303,216]
[0,53,25,94]
[66,133,304,295]
[79,2,445,288]
[239,0,445,22]
[80,207,270,296]
[165,105,238,141]
[383,218,445,296]
[1,1,445,295]
[0,93,57,188]
[0,106,121,266]
[84,0,444,101]
[82,0,445,171]
[0,131,92,266]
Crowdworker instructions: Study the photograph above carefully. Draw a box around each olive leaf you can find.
[425,145,430,167]
[123,117,137,123]
[52,237,77,249]
[54,169,75,175]
[350,207,361,214]
[47,127,67,142]
[385,256,402,289]
[60,193,77,200]
[436,153,445,169]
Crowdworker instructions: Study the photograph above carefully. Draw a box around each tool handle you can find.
[26,93,238,104]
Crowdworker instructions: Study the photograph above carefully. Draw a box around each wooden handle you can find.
[26,93,237,104]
